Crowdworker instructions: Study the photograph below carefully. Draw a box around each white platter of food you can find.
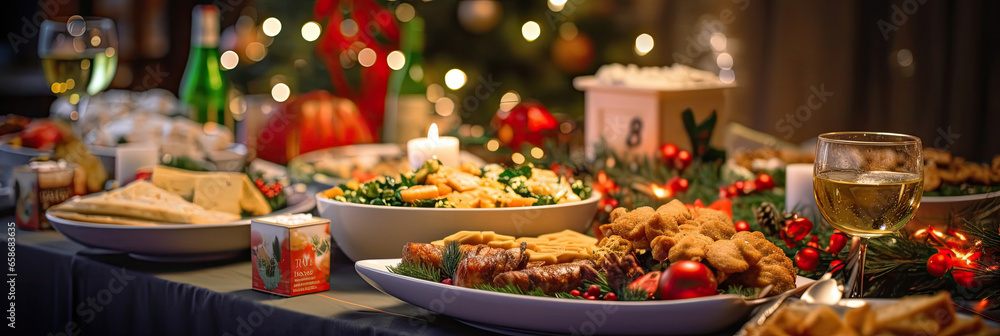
[46,166,316,262]
[316,162,599,260]
[288,143,486,188]
[357,258,813,335]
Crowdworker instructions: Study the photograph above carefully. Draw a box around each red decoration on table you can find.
[795,247,820,272]
[628,271,661,299]
[926,251,955,277]
[314,0,399,139]
[255,90,374,164]
[828,259,844,273]
[755,173,775,190]
[734,220,751,232]
[953,268,978,289]
[491,101,558,150]
[673,150,693,170]
[658,261,717,300]
[667,177,689,193]
[827,231,849,254]
[784,217,814,242]
[659,143,679,161]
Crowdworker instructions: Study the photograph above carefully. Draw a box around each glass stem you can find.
[844,236,869,298]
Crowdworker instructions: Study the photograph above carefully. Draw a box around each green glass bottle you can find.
[179,5,230,131]
[384,16,432,144]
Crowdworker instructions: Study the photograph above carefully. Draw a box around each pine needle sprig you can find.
[474,284,548,297]
[441,241,464,279]
[387,261,442,283]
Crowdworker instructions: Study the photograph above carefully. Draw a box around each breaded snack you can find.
[682,207,736,241]
[705,240,757,273]
[726,231,796,294]
[600,206,668,249]
[666,231,714,263]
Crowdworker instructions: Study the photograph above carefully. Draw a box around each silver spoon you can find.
[801,274,841,305]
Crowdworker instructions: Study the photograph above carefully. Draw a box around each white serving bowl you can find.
[317,192,601,261]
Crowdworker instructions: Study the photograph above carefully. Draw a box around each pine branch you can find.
[387,261,442,283]
[441,241,464,279]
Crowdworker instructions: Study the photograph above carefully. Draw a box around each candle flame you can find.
[650,184,672,199]
[428,123,439,141]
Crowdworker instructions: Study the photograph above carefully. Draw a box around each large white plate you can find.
[356,258,814,335]
[47,189,316,262]
[288,143,486,188]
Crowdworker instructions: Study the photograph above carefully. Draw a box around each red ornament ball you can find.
[491,101,557,150]
[658,261,718,300]
[660,143,679,161]
[795,247,821,272]
[953,270,977,289]
[755,173,775,190]
[926,252,954,278]
[674,150,693,170]
[668,177,689,193]
[734,220,751,232]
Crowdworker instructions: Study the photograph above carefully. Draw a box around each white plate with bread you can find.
[46,166,316,262]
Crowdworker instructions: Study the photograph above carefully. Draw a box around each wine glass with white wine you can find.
[38,15,118,121]
[813,132,923,298]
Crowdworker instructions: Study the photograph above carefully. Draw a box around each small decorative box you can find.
[251,214,331,296]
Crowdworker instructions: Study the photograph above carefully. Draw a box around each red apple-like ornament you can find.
[658,261,718,300]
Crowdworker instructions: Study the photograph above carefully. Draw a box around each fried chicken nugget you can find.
[600,205,682,250]
[683,207,736,241]
[727,231,796,294]
[666,231,714,263]
[705,239,762,273]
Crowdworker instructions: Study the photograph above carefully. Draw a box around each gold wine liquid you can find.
[814,170,922,237]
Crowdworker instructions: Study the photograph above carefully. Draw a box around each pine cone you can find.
[755,202,781,235]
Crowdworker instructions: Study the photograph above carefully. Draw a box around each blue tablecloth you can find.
[9,226,486,336]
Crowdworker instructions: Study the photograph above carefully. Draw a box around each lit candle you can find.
[407,123,460,170]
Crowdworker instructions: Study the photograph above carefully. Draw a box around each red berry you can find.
[255,179,264,187]
[674,150,693,170]
[587,285,601,297]
[669,177,689,193]
[755,174,775,190]
[570,289,581,297]
[660,143,679,161]
[926,252,954,278]
[442,278,452,285]
[733,181,745,192]
[734,220,751,232]
[795,247,821,272]
[585,295,597,300]
[827,233,849,254]
[742,180,757,194]
[603,293,618,301]
[954,270,977,289]
[727,185,739,198]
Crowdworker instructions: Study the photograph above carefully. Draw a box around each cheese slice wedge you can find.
[50,181,241,224]
[151,166,272,216]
